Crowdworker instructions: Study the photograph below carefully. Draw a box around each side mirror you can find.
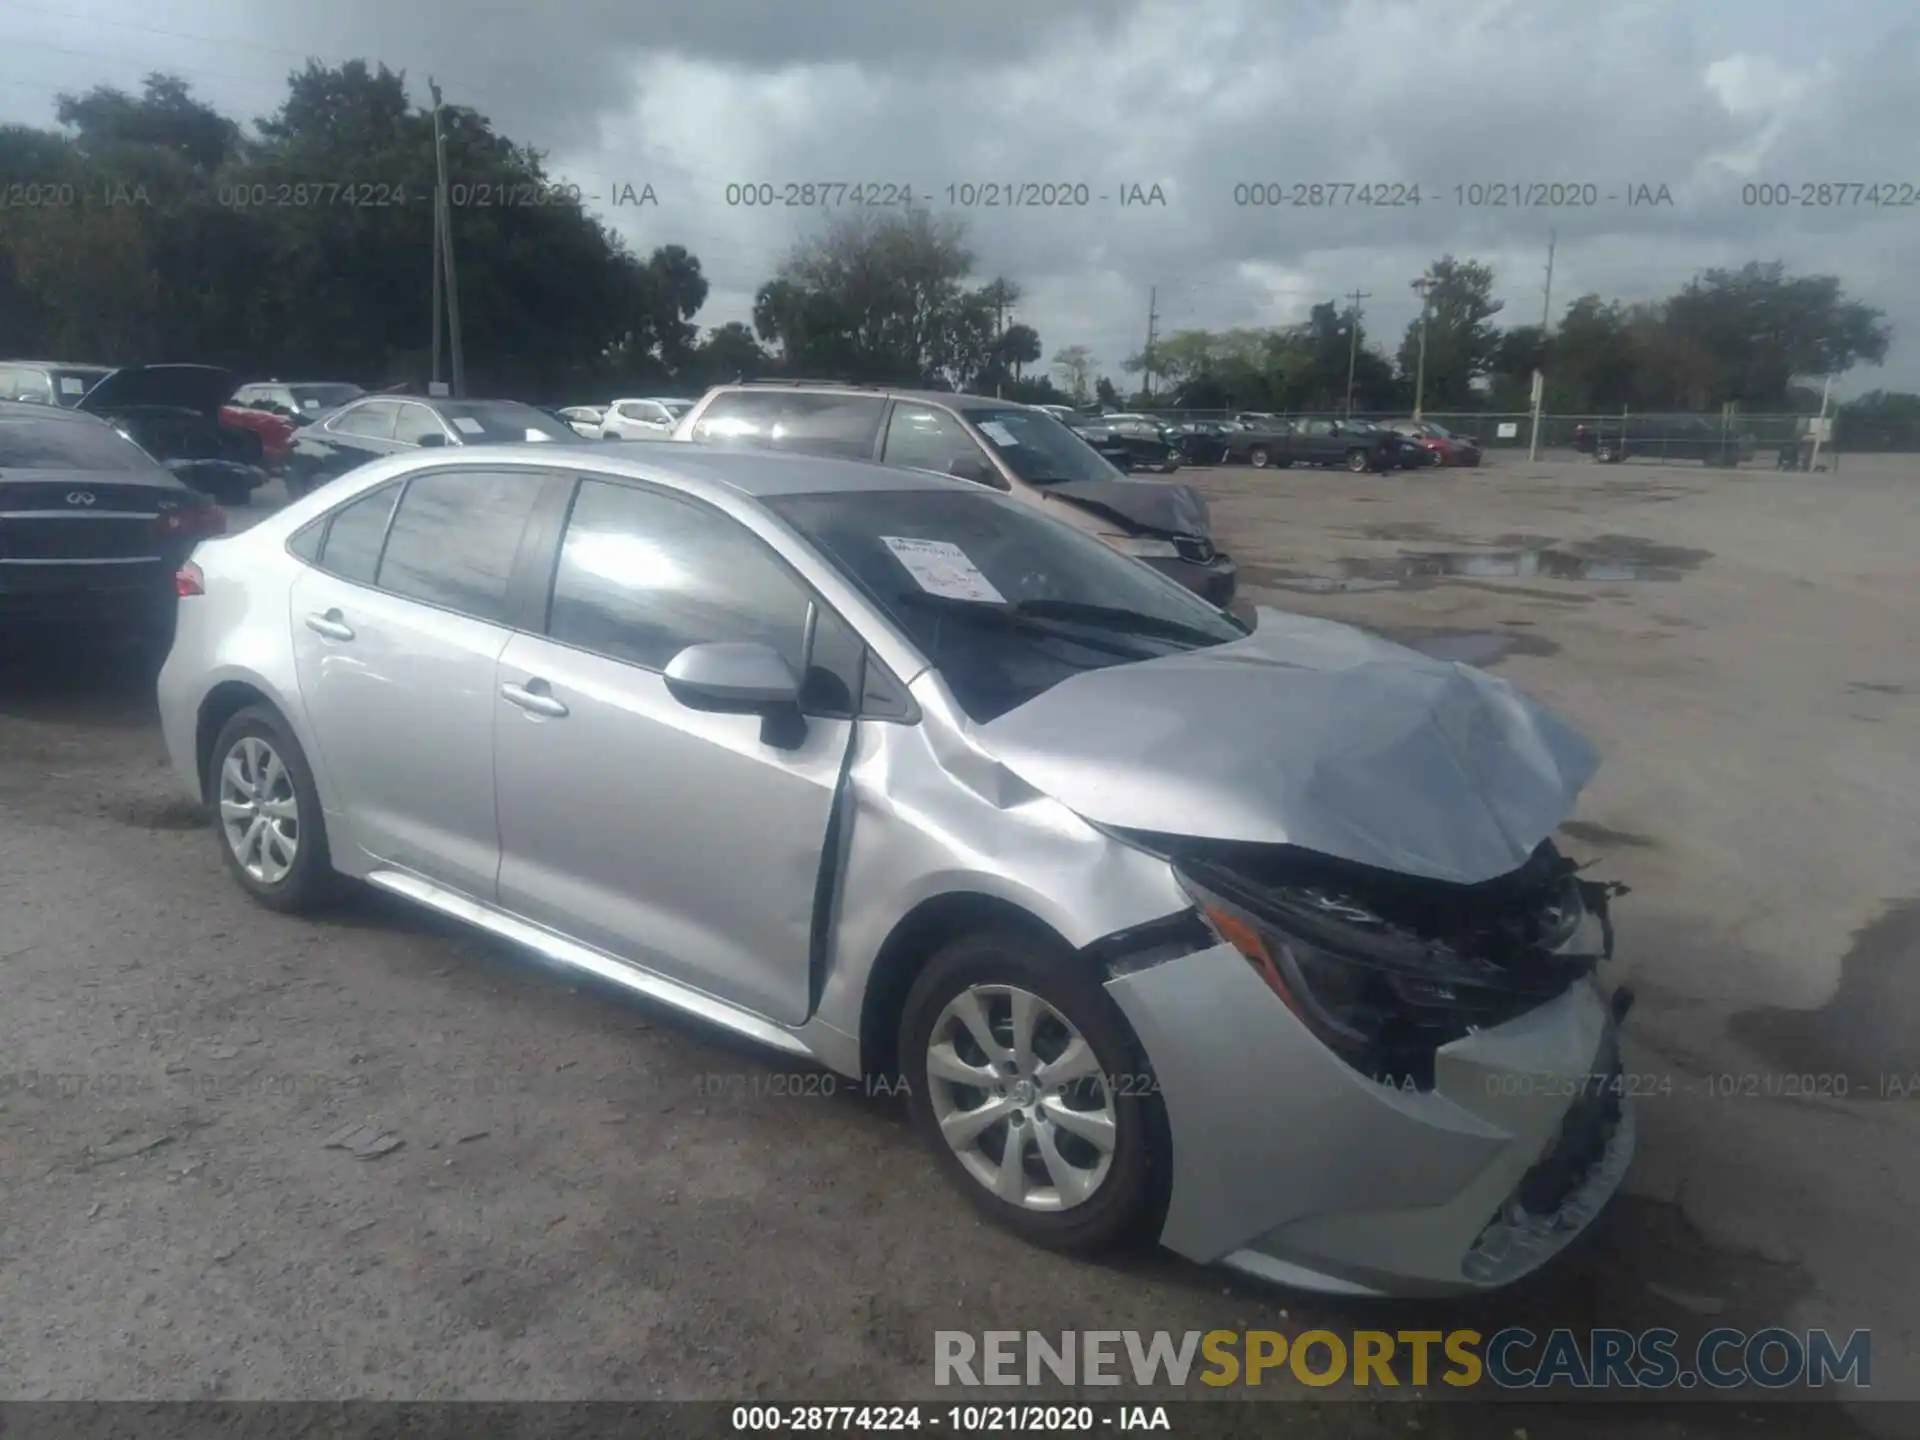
[416,432,449,448]
[947,455,995,484]
[664,642,801,713]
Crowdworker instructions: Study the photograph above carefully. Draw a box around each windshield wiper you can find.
[892,590,1166,660]
[1014,598,1247,644]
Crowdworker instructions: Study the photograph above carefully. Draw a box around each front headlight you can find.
[1174,863,1590,1088]
[1098,533,1182,559]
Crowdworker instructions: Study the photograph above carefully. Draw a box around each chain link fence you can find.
[1123,409,1920,455]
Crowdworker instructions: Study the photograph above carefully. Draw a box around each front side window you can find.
[545,478,810,671]
[0,368,55,404]
[881,404,992,480]
[392,404,448,446]
[688,390,886,460]
[766,487,1246,723]
[375,469,546,623]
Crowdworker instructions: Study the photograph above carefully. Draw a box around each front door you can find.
[288,467,549,896]
[492,475,855,1024]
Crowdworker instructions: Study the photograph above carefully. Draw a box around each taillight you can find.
[156,505,227,539]
[175,562,205,597]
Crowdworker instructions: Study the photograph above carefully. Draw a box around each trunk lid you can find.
[77,364,240,419]
[973,607,1599,885]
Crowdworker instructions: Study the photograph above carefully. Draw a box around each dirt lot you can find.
[2,454,1915,1435]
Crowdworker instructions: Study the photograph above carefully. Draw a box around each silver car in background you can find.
[156,444,1633,1295]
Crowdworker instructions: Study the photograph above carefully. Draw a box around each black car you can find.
[75,364,271,507]
[0,401,227,655]
[1573,415,1757,466]
[1065,416,1178,473]
[284,396,581,497]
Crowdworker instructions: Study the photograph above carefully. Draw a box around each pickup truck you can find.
[1236,416,1403,473]
[1573,415,1757,466]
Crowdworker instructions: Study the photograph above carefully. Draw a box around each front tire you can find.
[900,930,1168,1256]
[1345,447,1371,473]
[1247,445,1271,469]
[209,705,339,913]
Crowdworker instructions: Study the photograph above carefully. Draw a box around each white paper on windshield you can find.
[977,420,1017,446]
[59,377,87,394]
[882,536,1006,603]
[452,416,485,435]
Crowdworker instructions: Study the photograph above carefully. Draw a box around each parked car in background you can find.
[557,405,607,438]
[1,399,226,657]
[1339,419,1420,471]
[1388,419,1481,468]
[1058,417,1140,473]
[284,396,579,498]
[1573,415,1756,466]
[1221,417,1402,473]
[1089,413,1183,473]
[601,397,695,440]
[0,360,117,408]
[1035,403,1084,423]
[1177,418,1298,468]
[158,441,1630,1294]
[78,365,270,506]
[673,381,1234,603]
[221,382,367,471]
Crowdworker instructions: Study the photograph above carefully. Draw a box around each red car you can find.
[1387,419,1483,467]
[220,381,366,470]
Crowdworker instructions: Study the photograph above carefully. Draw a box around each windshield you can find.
[0,414,164,471]
[963,406,1125,485]
[766,487,1246,722]
[437,401,577,443]
[290,384,364,411]
[51,370,111,407]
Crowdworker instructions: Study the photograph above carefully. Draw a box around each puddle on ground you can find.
[1729,898,1920,1097]
[1847,680,1908,696]
[1259,535,1712,591]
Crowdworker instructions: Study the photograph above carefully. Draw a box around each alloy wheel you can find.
[925,983,1116,1211]
[218,735,301,884]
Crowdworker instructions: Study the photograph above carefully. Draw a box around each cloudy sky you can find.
[7,0,1920,392]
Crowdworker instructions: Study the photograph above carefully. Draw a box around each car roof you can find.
[715,382,1025,413]
[400,441,967,500]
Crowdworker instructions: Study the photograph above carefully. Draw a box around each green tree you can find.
[1051,344,1096,402]
[1399,257,1505,409]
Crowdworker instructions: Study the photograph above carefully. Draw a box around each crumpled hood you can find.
[1041,479,1210,538]
[973,607,1600,885]
[78,364,239,418]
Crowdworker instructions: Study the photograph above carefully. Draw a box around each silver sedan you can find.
[156,444,1633,1295]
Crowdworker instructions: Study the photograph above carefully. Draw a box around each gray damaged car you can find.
[156,443,1632,1296]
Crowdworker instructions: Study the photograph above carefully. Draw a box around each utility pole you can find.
[1527,230,1556,462]
[1808,373,1833,471]
[1142,286,1159,401]
[1343,288,1370,417]
[1411,273,1433,420]
[994,293,1006,399]
[430,80,466,398]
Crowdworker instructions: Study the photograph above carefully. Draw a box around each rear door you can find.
[288,466,555,895]
[493,474,858,1024]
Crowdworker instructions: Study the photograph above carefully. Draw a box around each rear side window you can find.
[546,477,810,671]
[317,483,400,584]
[689,390,885,460]
[376,470,545,623]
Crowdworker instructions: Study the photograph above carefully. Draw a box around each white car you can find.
[600,397,694,440]
[557,405,606,439]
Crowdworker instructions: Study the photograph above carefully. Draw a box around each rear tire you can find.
[1345,448,1370,473]
[1248,445,1271,469]
[208,705,339,914]
[900,929,1169,1256]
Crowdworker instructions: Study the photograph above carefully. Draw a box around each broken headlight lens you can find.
[1175,863,1587,1088]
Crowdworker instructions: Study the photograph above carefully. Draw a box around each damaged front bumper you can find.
[1102,860,1634,1296]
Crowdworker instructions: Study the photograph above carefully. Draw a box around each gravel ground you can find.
[1,459,1912,1437]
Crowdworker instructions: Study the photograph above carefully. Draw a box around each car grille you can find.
[1174,536,1216,564]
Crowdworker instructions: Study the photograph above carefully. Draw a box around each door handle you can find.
[501,680,569,718]
[304,610,354,641]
